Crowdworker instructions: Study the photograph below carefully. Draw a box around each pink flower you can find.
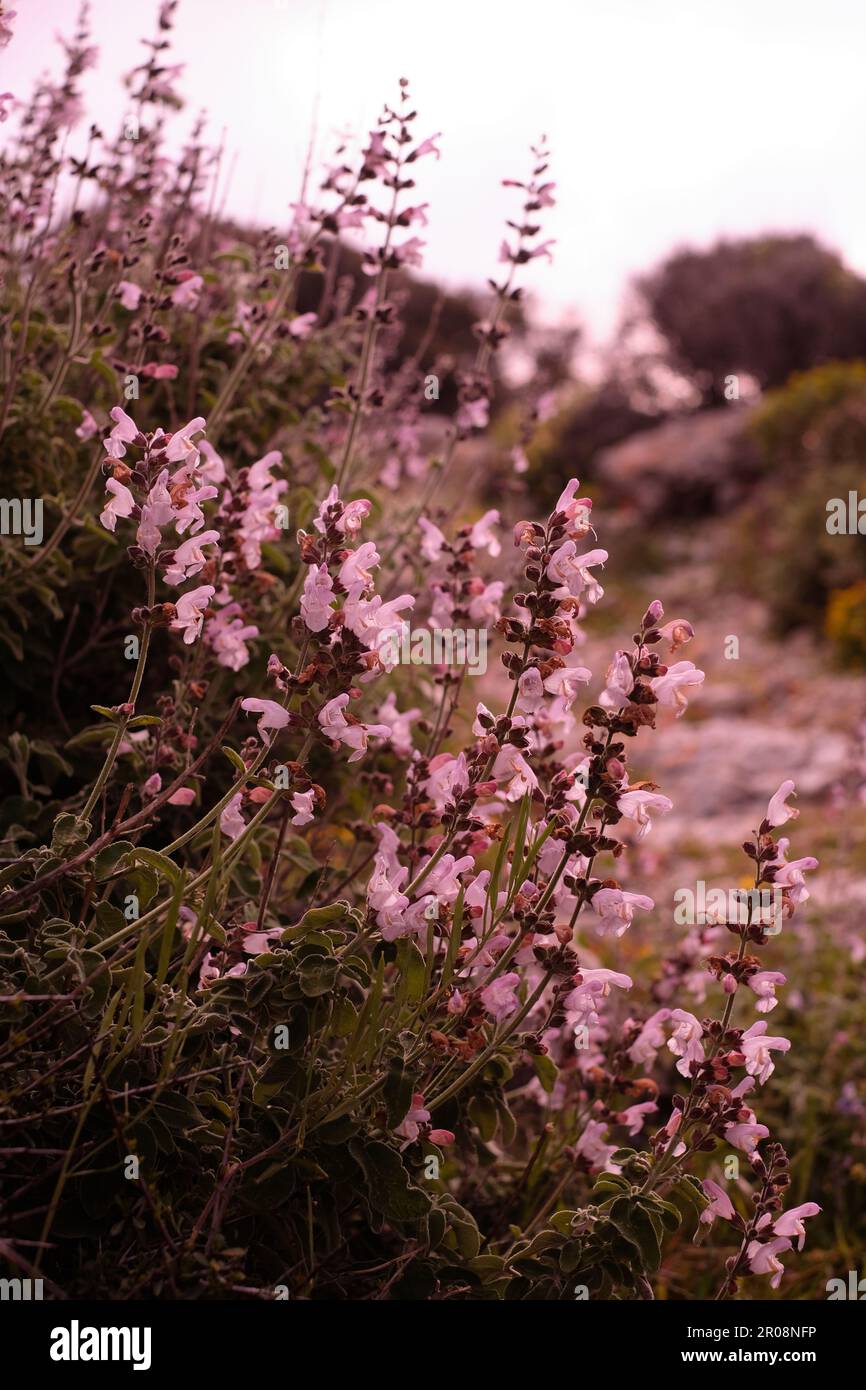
[99,478,134,532]
[396,1093,431,1143]
[136,469,173,554]
[162,529,220,586]
[141,362,179,380]
[76,409,98,441]
[554,478,593,535]
[173,482,218,538]
[771,841,818,906]
[409,133,442,161]
[747,1236,791,1289]
[467,579,505,627]
[766,779,798,827]
[515,668,545,714]
[657,619,694,652]
[627,1008,671,1066]
[168,787,196,806]
[599,651,633,710]
[288,312,317,338]
[724,1118,769,1153]
[291,791,315,826]
[590,887,654,939]
[198,441,226,484]
[117,280,142,311]
[393,237,425,271]
[747,971,786,1013]
[207,606,258,670]
[424,751,470,812]
[339,540,379,590]
[700,1178,736,1226]
[170,585,214,644]
[343,590,414,649]
[314,488,371,537]
[740,1021,791,1084]
[242,926,282,955]
[667,1008,705,1077]
[575,1119,620,1173]
[429,1127,456,1146]
[418,516,447,563]
[104,406,138,459]
[616,789,674,840]
[773,1202,821,1250]
[543,664,592,710]
[300,565,335,632]
[456,397,489,432]
[527,239,556,262]
[491,746,538,801]
[617,1101,658,1135]
[547,542,608,602]
[375,691,421,758]
[171,274,204,310]
[469,509,501,557]
[480,971,521,1021]
[565,968,633,1025]
[650,660,705,717]
[163,416,206,466]
[338,497,372,536]
[317,694,390,762]
[220,792,246,840]
[241,697,290,742]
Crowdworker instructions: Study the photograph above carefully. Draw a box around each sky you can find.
[8,0,866,349]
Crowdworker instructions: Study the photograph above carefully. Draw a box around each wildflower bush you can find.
[732,362,866,651]
[0,3,822,1300]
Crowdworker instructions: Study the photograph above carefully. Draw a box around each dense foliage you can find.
[0,2,828,1300]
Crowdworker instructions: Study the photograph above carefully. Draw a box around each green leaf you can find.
[468,1093,498,1143]
[330,996,358,1037]
[153,1092,206,1132]
[132,846,182,886]
[221,745,247,773]
[93,840,135,882]
[383,1056,414,1129]
[531,1052,558,1095]
[604,1195,662,1272]
[441,1199,481,1260]
[90,704,119,721]
[348,1139,431,1223]
[156,874,184,987]
[50,812,91,852]
[298,956,339,997]
[395,937,425,1005]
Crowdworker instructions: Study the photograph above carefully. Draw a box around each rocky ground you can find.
[480,510,866,952]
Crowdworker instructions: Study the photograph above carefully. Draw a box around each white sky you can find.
[8,0,866,347]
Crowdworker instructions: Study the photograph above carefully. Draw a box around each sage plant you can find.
[0,1,821,1301]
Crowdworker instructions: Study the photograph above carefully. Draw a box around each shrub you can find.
[0,2,822,1301]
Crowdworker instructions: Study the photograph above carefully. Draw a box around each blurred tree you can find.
[524,378,660,506]
[637,235,866,404]
[732,362,866,651]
